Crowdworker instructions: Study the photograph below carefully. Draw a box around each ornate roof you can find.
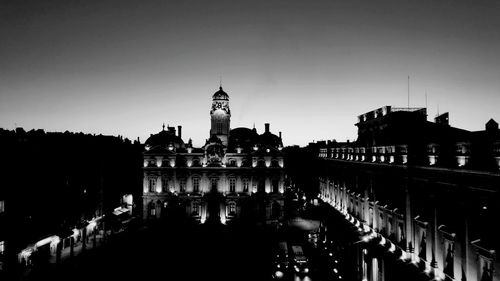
[228,127,259,151]
[145,129,185,149]
[212,86,229,100]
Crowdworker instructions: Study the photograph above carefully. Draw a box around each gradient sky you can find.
[1,0,499,147]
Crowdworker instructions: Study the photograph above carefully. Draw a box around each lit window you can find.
[192,201,199,216]
[148,202,156,217]
[229,178,236,193]
[193,178,200,193]
[0,241,4,254]
[229,202,236,215]
[0,200,4,213]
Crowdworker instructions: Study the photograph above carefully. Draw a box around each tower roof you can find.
[212,86,229,100]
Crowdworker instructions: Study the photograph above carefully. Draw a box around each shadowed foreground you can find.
[25,220,276,281]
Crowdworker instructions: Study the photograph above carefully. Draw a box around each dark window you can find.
[229,178,236,193]
[149,178,156,193]
[193,177,200,193]
[243,179,249,192]
[272,179,279,193]
[162,176,169,192]
[179,179,186,192]
[192,201,199,216]
[211,178,218,191]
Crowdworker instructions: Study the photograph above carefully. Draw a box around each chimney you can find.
[265,123,270,133]
[279,131,282,139]
[178,125,182,139]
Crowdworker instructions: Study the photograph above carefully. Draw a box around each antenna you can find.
[425,90,428,109]
[219,75,222,88]
[407,75,410,109]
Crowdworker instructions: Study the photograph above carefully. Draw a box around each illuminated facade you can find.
[316,106,500,281]
[142,87,285,224]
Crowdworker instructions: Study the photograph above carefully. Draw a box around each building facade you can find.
[142,87,286,224]
[316,106,500,281]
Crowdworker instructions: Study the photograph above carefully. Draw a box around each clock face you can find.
[212,101,229,113]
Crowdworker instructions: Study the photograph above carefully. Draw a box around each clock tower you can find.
[210,86,231,146]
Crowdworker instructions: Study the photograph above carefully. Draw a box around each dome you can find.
[145,129,185,149]
[228,127,259,151]
[212,86,229,100]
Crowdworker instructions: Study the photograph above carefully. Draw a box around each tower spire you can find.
[219,75,222,89]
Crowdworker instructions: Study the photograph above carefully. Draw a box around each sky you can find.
[1,0,499,147]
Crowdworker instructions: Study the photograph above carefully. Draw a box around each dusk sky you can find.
[1,0,499,147]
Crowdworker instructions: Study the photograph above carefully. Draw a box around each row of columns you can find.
[319,175,496,281]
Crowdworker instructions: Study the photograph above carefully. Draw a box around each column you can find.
[69,237,74,257]
[81,227,86,252]
[430,203,439,275]
[405,183,413,258]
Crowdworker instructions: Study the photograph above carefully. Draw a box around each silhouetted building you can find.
[142,87,285,224]
[316,106,500,281]
[0,128,142,273]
